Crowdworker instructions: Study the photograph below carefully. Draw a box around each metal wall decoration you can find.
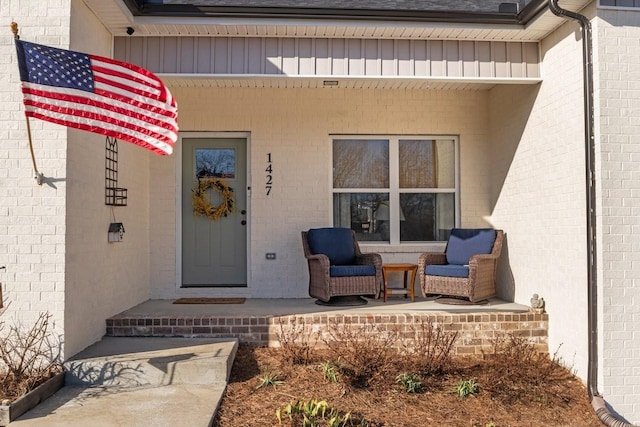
[105,136,128,206]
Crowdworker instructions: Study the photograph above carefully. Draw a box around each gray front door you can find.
[182,138,247,287]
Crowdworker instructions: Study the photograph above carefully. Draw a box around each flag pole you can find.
[11,22,43,185]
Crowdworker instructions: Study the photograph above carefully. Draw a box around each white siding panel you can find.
[230,38,245,74]
[397,40,411,76]
[461,41,476,77]
[348,39,363,76]
[414,40,428,76]
[509,43,524,78]
[265,38,280,74]
[196,38,212,74]
[332,39,347,75]
[381,39,395,76]
[430,41,444,77]
[247,38,263,74]
[493,42,509,78]
[282,39,296,75]
[315,39,330,75]
[113,37,540,80]
[445,40,460,77]
[164,38,179,73]
[213,38,228,73]
[299,39,314,75]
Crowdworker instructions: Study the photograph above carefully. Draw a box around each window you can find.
[332,136,458,243]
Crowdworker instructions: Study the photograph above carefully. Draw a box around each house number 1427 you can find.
[266,153,273,196]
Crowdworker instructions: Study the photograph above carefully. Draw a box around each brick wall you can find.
[0,0,71,350]
[595,6,640,422]
[107,311,549,355]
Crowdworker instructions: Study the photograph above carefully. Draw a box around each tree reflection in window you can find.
[195,149,235,179]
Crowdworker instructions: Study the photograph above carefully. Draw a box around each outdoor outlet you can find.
[266,253,276,260]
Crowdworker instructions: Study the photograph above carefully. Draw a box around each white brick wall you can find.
[0,0,70,353]
[489,8,592,386]
[150,87,494,299]
[595,6,640,422]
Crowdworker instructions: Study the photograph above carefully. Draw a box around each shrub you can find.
[482,333,572,404]
[0,312,63,402]
[400,318,458,376]
[323,320,399,389]
[276,317,319,365]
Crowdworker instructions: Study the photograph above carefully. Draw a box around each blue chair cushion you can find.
[330,265,376,277]
[307,227,356,266]
[445,228,496,266]
[425,264,469,278]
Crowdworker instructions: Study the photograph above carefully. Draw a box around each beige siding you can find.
[114,37,540,80]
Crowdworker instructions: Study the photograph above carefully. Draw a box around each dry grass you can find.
[214,321,602,427]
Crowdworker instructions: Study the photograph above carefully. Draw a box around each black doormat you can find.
[173,298,246,304]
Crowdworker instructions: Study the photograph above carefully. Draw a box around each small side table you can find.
[382,263,418,302]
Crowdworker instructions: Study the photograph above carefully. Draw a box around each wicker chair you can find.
[418,228,504,303]
[302,228,382,305]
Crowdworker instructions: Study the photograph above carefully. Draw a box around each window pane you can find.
[399,139,455,188]
[195,148,235,179]
[333,193,390,242]
[400,193,455,242]
[333,139,389,188]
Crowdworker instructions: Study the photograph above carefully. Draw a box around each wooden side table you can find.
[382,263,418,302]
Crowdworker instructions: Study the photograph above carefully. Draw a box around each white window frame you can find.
[330,134,460,245]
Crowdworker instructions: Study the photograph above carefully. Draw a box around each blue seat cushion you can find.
[307,227,356,266]
[425,264,469,278]
[446,228,496,266]
[330,265,376,277]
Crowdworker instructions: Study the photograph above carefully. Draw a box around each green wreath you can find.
[192,178,235,220]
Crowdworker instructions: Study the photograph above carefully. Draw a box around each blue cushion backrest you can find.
[445,228,497,265]
[330,265,376,277]
[307,228,356,266]
[425,264,469,278]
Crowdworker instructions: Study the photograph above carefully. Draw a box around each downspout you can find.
[548,1,636,426]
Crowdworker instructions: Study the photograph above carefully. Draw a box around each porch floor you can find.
[111,296,529,317]
[106,297,548,355]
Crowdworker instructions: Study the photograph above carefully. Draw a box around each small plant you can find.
[396,373,423,393]
[454,378,479,399]
[255,372,284,390]
[321,361,339,383]
[276,398,371,426]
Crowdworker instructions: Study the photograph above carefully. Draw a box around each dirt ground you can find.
[213,345,603,427]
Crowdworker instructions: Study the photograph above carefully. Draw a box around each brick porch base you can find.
[106,311,548,356]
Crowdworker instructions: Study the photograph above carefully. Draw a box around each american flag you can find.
[14,39,178,156]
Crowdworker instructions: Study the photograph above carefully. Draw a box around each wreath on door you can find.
[192,178,235,220]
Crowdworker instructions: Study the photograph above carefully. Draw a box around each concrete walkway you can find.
[11,337,238,427]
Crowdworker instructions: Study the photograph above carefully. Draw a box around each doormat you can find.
[435,297,488,306]
[173,298,246,304]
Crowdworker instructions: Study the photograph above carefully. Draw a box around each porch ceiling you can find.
[84,0,591,42]
[159,75,541,91]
